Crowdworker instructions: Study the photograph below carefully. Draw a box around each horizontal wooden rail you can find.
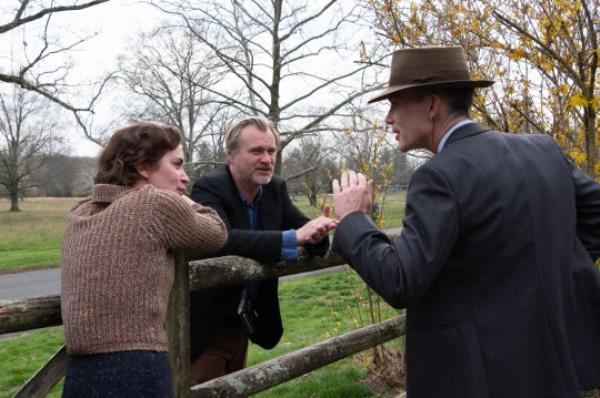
[190,251,344,290]
[0,295,61,334]
[0,258,347,335]
[189,231,401,291]
[191,315,406,397]
[0,255,369,336]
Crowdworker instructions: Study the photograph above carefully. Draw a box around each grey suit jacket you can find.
[332,123,600,397]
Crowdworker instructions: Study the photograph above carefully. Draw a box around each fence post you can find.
[167,250,190,398]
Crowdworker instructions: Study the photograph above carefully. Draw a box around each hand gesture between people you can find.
[296,204,338,245]
[332,170,373,221]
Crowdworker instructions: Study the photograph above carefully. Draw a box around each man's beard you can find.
[252,172,273,186]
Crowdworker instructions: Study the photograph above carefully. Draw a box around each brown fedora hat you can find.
[368,46,494,104]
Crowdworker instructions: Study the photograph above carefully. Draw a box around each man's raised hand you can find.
[332,170,373,221]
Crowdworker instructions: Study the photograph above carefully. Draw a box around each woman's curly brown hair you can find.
[95,122,181,186]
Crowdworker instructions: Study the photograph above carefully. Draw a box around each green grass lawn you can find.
[0,271,401,398]
[0,198,81,273]
[0,193,405,273]
[290,192,406,230]
[0,327,65,397]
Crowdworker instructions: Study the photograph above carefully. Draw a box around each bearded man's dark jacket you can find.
[188,164,329,359]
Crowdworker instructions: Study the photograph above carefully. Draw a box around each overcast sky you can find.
[0,1,165,157]
[1,0,386,158]
[61,0,165,157]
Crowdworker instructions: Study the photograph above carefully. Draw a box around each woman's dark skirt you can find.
[62,350,172,398]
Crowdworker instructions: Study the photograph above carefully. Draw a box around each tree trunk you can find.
[271,0,282,176]
[585,108,598,181]
[9,185,20,211]
[308,191,317,207]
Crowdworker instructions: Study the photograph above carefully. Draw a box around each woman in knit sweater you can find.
[60,122,227,397]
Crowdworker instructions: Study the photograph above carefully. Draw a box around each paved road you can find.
[0,268,61,300]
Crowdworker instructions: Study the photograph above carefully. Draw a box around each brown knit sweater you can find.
[61,184,227,355]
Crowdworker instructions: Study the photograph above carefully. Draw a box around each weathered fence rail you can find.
[189,251,345,290]
[191,316,406,397]
[0,295,61,334]
[0,232,406,397]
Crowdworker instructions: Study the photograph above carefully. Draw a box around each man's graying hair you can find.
[225,116,281,153]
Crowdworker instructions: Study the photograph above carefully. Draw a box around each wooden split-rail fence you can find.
[0,235,406,397]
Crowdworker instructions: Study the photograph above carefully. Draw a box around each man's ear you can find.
[428,94,441,119]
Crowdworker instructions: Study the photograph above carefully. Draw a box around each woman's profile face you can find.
[140,145,190,194]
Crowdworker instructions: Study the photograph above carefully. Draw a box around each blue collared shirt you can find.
[437,119,474,153]
[239,187,298,262]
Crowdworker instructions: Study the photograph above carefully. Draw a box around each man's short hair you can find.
[225,116,281,153]
[403,87,475,117]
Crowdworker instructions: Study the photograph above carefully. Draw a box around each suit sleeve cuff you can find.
[332,211,378,256]
[281,229,298,262]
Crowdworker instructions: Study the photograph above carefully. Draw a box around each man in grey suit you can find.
[331,46,600,397]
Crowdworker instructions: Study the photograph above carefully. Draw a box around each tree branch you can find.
[0,0,111,34]
[284,165,319,182]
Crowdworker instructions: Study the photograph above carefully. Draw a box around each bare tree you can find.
[119,27,229,163]
[0,86,60,211]
[187,105,243,177]
[33,154,95,196]
[283,135,337,206]
[0,0,114,143]
[151,0,385,172]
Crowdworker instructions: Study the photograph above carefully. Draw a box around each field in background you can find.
[0,271,400,398]
[297,192,406,229]
[0,193,405,273]
[0,198,80,273]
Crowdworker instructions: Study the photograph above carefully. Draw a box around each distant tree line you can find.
[0,145,417,205]
[0,154,96,200]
